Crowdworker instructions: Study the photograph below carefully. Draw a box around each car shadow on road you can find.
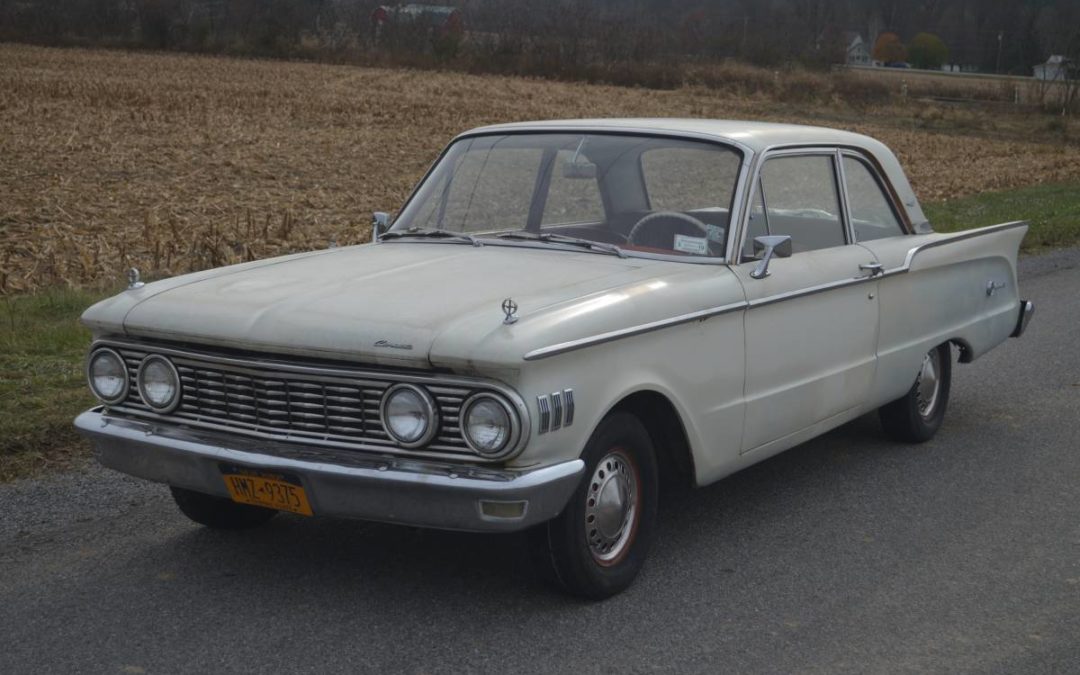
[145,412,912,607]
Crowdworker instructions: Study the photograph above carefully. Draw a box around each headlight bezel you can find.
[86,347,130,405]
[460,393,521,459]
[136,354,182,413]
[379,383,439,448]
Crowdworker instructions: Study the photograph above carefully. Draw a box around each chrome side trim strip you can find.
[883,220,1030,277]
[523,221,1029,362]
[522,301,747,361]
[747,274,875,309]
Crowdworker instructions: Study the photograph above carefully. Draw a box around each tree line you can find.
[1,0,1077,80]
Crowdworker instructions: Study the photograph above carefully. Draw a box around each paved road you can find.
[2,251,1079,674]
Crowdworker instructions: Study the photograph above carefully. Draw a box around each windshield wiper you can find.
[381,228,483,247]
[496,232,626,258]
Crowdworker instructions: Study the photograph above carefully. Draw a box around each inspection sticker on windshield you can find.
[674,234,709,255]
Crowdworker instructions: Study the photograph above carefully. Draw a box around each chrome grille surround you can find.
[93,340,529,463]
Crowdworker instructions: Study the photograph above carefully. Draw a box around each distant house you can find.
[371,4,463,37]
[843,32,871,66]
[1034,55,1073,81]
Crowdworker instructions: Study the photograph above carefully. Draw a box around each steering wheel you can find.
[627,211,714,254]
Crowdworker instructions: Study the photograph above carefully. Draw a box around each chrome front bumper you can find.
[75,409,583,533]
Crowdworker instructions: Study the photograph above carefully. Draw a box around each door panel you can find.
[732,246,880,452]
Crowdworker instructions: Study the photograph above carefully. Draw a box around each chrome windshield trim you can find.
[394,127,753,265]
[523,301,747,361]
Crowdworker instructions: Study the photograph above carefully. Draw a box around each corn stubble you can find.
[2,44,1078,294]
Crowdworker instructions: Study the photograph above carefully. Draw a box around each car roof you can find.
[458,118,929,230]
[461,118,877,153]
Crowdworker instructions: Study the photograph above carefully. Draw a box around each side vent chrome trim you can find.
[550,391,563,431]
[563,389,575,427]
[537,395,551,434]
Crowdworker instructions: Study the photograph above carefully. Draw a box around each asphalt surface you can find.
[2,250,1079,674]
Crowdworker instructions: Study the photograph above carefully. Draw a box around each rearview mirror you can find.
[372,211,390,242]
[750,235,792,279]
[562,161,597,179]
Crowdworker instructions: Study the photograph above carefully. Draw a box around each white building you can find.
[1034,55,1073,81]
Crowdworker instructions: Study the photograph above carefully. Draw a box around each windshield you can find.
[390,133,743,260]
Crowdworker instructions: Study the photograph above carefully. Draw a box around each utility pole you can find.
[996,30,1003,74]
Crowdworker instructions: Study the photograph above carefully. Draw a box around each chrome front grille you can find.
[109,344,485,459]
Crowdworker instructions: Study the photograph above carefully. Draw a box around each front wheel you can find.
[528,411,659,599]
[879,343,952,443]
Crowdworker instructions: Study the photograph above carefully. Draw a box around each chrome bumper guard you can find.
[75,409,583,533]
[1011,300,1035,338]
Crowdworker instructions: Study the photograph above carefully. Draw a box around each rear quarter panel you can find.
[859,222,1027,406]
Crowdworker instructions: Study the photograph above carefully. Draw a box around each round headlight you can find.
[137,355,181,412]
[461,394,518,457]
[380,384,438,448]
[87,348,128,404]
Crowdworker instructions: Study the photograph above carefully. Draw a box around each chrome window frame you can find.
[733,146,852,258]
[837,149,911,241]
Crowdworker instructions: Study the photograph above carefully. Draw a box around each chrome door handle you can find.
[859,262,884,277]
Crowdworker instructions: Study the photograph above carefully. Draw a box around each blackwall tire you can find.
[879,343,952,443]
[528,411,659,599]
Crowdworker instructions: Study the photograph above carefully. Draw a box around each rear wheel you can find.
[528,411,659,599]
[170,486,278,530]
[879,343,952,443]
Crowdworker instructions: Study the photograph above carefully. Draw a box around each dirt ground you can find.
[2,43,1078,293]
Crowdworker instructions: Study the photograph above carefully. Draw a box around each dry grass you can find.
[3,43,1080,293]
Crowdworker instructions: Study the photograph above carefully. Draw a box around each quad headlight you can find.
[380,384,438,448]
[136,355,181,412]
[87,348,129,404]
[461,394,519,458]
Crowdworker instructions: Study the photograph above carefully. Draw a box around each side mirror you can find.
[372,211,390,242]
[749,235,792,279]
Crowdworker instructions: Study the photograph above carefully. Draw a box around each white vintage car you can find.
[76,119,1033,598]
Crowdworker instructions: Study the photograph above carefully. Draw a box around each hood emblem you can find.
[502,298,519,325]
[374,340,413,351]
[127,267,145,290]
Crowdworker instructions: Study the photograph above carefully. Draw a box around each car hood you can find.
[85,242,712,370]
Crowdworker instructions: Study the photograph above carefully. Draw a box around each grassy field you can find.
[0,288,100,480]
[926,182,1080,252]
[1,43,1079,480]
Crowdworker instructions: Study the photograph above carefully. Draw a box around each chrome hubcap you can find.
[915,349,942,418]
[585,450,638,565]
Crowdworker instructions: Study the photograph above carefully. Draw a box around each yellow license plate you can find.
[220,466,313,516]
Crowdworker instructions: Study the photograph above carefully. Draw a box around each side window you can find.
[759,155,846,252]
[542,149,605,225]
[842,156,906,241]
[641,146,740,212]
[441,146,542,232]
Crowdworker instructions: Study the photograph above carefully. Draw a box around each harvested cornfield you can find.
[2,43,1078,293]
